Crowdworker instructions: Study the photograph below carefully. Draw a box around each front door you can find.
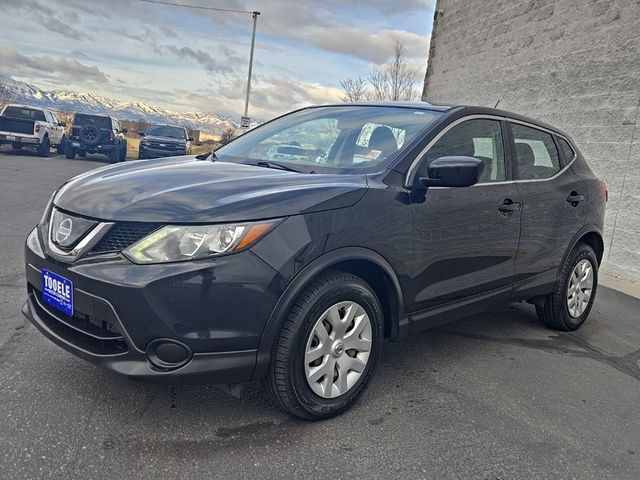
[408,117,521,312]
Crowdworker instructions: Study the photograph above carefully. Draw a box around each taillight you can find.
[35,123,40,133]
[109,131,114,141]
[598,180,608,202]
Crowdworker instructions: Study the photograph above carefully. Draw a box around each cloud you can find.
[165,45,235,74]
[0,46,109,86]
[42,17,89,40]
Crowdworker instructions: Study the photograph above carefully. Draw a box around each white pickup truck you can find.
[0,104,66,157]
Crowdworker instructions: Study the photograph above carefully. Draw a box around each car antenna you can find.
[494,99,501,108]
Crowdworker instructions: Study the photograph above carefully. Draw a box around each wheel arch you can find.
[251,247,405,380]
[562,224,604,269]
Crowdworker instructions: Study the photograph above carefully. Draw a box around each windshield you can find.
[146,125,186,139]
[2,106,45,121]
[215,106,441,173]
[74,114,112,129]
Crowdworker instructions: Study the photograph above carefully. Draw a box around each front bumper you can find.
[23,239,285,383]
[139,146,187,159]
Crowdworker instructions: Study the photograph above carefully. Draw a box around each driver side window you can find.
[420,119,506,183]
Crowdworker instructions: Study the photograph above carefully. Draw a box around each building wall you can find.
[423,0,640,282]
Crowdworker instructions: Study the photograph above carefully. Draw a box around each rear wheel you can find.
[37,136,50,157]
[109,145,120,163]
[120,142,127,161]
[264,271,383,420]
[536,242,598,331]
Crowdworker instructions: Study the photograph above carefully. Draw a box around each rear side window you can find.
[511,123,560,180]
[421,118,506,182]
[557,137,576,163]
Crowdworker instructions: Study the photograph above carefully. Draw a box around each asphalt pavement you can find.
[1,148,639,479]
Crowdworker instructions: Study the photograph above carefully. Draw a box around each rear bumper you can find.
[67,139,117,152]
[0,133,39,144]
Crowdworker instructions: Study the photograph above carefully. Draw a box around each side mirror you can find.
[58,121,66,127]
[121,127,128,134]
[188,137,194,142]
[138,131,145,137]
[419,156,483,188]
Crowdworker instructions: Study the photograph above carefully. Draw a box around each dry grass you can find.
[124,134,215,160]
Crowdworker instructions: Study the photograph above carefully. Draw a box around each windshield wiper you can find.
[255,161,302,173]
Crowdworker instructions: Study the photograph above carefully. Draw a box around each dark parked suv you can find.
[23,103,607,419]
[65,113,127,162]
[138,124,192,159]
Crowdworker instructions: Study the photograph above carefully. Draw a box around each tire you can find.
[37,136,50,157]
[11,142,22,150]
[536,242,598,331]
[65,143,76,160]
[56,135,66,155]
[109,145,119,163]
[78,150,87,158]
[120,141,127,161]
[79,125,101,146]
[264,270,383,420]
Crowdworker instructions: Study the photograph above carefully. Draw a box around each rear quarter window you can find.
[557,137,576,164]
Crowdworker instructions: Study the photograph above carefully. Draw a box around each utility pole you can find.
[241,11,260,128]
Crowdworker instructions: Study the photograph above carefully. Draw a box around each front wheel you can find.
[264,271,383,420]
[56,136,66,155]
[536,242,598,331]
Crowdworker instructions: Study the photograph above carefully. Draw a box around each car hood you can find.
[141,135,187,144]
[53,157,368,223]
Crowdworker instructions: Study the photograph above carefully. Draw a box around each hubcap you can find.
[304,301,372,399]
[566,259,594,318]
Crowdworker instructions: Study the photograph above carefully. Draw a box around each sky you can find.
[0,0,435,118]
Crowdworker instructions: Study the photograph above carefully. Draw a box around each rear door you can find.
[408,117,522,312]
[509,121,586,279]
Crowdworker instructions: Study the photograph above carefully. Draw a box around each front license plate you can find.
[6,135,16,141]
[72,141,80,147]
[42,269,73,316]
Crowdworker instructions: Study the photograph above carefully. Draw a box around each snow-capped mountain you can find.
[0,75,238,133]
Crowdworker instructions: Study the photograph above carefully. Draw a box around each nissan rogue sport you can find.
[23,103,607,420]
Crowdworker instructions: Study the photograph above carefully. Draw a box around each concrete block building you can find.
[422,0,640,282]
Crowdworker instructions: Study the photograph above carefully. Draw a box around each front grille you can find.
[146,142,184,150]
[29,285,128,355]
[91,222,162,253]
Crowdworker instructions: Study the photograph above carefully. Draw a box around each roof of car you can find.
[320,101,453,112]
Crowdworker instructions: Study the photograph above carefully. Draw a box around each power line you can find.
[139,0,255,15]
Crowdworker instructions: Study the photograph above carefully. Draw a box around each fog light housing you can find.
[146,338,192,371]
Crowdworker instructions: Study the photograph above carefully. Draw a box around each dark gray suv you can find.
[23,103,607,419]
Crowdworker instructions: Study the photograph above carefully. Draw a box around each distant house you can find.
[188,129,201,143]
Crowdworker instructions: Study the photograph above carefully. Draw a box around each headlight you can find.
[123,220,279,264]
[26,226,45,258]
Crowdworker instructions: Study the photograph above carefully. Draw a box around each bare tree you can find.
[340,76,368,102]
[368,41,420,101]
[219,127,236,145]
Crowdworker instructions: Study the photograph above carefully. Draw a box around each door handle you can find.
[566,193,584,205]
[498,199,521,213]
